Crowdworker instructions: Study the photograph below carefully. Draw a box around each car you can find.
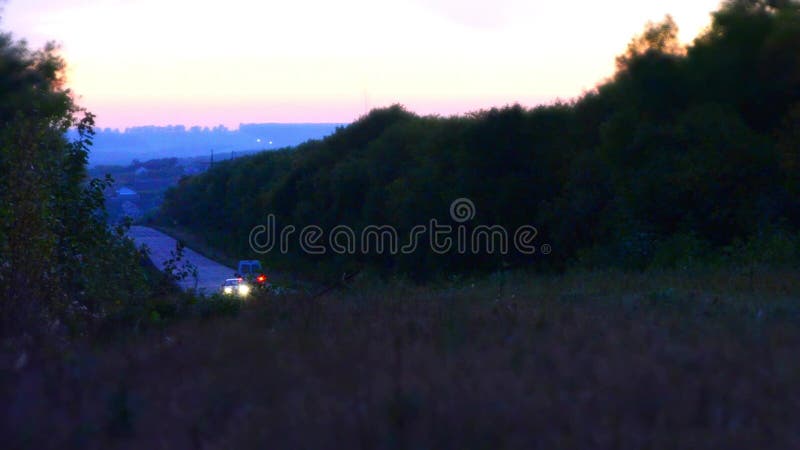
[236,260,268,288]
[220,278,251,297]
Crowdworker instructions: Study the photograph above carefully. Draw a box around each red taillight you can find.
[257,274,266,283]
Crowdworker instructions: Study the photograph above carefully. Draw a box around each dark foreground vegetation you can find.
[4,270,800,449]
[0,32,160,338]
[161,0,800,279]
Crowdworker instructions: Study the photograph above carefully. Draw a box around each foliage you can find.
[159,1,800,278]
[159,240,199,291]
[5,268,800,448]
[616,14,685,70]
[0,33,152,338]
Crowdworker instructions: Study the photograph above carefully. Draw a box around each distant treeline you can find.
[160,0,800,279]
[81,123,342,166]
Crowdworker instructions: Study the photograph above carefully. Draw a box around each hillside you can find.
[158,2,800,279]
[6,269,800,448]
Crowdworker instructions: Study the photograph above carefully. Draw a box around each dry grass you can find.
[3,268,800,449]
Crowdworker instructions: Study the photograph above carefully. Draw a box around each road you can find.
[129,226,236,294]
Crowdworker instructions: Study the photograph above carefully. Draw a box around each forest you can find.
[160,0,800,280]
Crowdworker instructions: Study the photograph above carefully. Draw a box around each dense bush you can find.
[0,34,152,338]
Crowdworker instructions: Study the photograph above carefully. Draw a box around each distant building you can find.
[116,187,139,199]
[134,166,149,176]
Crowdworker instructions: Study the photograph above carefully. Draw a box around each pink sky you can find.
[3,0,723,129]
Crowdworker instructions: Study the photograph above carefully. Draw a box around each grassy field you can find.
[3,267,800,449]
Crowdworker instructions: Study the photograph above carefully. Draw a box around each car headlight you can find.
[223,286,233,294]
[238,284,250,296]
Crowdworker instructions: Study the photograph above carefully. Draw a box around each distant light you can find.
[256,138,261,143]
[268,141,273,145]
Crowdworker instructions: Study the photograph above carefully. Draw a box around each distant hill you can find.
[79,123,344,166]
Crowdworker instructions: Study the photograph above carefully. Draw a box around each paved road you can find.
[129,226,236,294]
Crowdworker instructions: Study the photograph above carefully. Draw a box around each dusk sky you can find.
[3,0,723,129]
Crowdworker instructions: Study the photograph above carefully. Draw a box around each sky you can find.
[2,0,724,129]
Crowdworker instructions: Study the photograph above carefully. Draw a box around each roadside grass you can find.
[3,267,800,449]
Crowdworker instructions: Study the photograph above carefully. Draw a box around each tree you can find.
[156,1,800,276]
[0,33,150,338]
[616,15,684,71]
